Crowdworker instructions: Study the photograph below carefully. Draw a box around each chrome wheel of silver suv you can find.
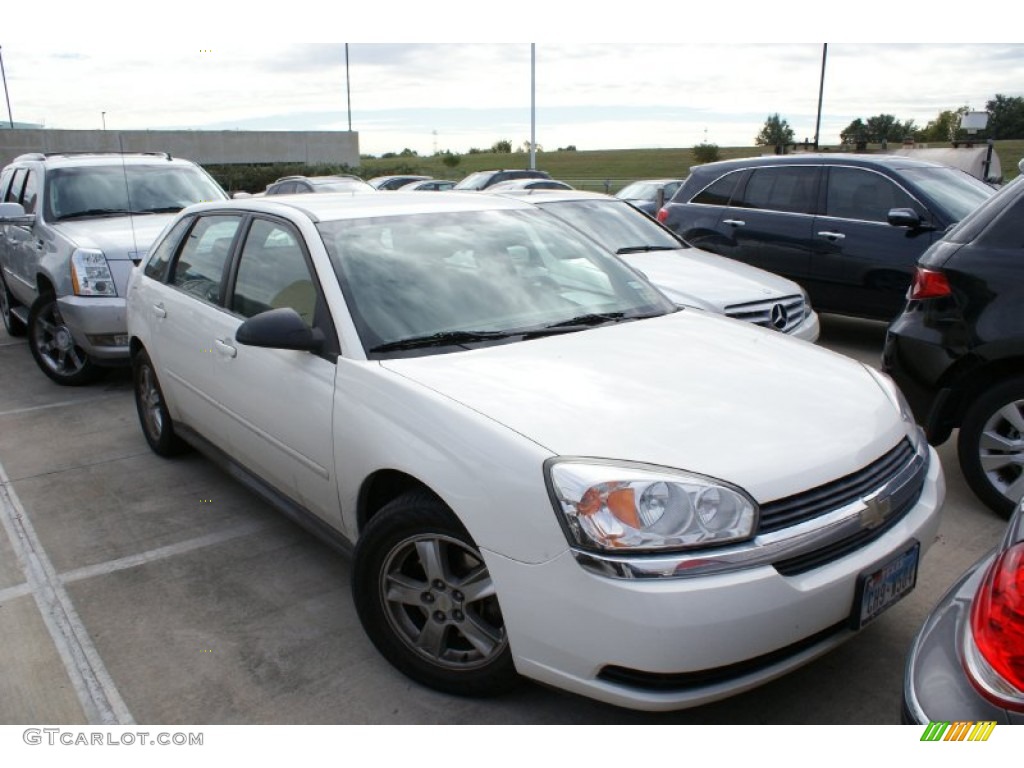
[28,294,101,385]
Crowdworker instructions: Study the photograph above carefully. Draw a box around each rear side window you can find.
[690,171,742,206]
[735,167,818,214]
[978,192,1024,249]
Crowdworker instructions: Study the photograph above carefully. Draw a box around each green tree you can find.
[917,106,971,142]
[692,141,720,163]
[840,118,869,147]
[491,139,512,153]
[986,94,1024,139]
[755,114,795,154]
[865,114,905,143]
[440,151,461,169]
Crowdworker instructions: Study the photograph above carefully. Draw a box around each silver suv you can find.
[0,152,227,384]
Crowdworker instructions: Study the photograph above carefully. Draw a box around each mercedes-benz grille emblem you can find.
[770,303,789,331]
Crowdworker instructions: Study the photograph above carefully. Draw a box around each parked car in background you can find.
[486,179,575,192]
[615,178,684,215]
[884,171,1024,517]
[453,169,552,191]
[398,179,456,192]
[368,175,433,190]
[264,175,375,195]
[503,190,819,340]
[126,191,943,711]
[0,151,228,384]
[903,500,1024,725]
[657,154,994,321]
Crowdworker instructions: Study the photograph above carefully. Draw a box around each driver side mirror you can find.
[0,202,36,226]
[236,308,324,352]
[888,208,935,231]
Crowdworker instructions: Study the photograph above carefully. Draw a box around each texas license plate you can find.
[852,541,920,629]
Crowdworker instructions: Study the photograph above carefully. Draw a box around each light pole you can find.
[529,44,536,171]
[813,43,827,150]
[0,46,14,129]
[345,44,352,132]
[101,111,107,131]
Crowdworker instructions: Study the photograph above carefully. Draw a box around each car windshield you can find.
[316,208,675,356]
[615,182,657,200]
[537,199,685,253]
[899,167,994,222]
[452,172,492,191]
[45,165,226,221]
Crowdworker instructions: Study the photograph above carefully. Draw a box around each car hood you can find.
[54,215,177,260]
[621,248,804,312]
[380,311,905,503]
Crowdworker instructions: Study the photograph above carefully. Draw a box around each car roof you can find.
[11,152,195,168]
[689,153,949,176]
[183,190,535,223]
[490,189,619,204]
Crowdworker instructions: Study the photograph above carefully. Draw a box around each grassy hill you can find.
[209,141,1024,194]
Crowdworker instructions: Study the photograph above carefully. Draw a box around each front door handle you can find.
[152,303,167,318]
[817,231,846,241]
[722,219,746,227]
[214,337,237,359]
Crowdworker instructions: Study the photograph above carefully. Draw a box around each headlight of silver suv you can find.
[546,460,758,552]
[71,249,117,297]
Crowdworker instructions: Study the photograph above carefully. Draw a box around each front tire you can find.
[352,491,518,697]
[133,348,188,457]
[28,293,102,385]
[0,272,26,337]
[958,376,1024,518]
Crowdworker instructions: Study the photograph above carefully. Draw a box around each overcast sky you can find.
[2,16,1020,157]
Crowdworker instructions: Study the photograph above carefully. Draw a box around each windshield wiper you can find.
[134,206,184,214]
[539,312,629,330]
[615,245,679,254]
[56,208,133,221]
[370,330,519,353]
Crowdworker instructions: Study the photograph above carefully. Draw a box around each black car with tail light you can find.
[883,168,1024,517]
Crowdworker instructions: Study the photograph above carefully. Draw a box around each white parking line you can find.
[60,521,271,585]
[0,394,122,419]
[0,459,134,725]
[0,582,32,602]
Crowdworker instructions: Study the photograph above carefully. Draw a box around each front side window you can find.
[144,217,195,281]
[20,171,39,214]
[231,219,319,325]
[825,167,918,223]
[5,168,26,203]
[735,166,818,214]
[317,208,674,356]
[170,215,243,304]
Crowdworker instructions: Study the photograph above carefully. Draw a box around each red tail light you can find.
[656,208,668,223]
[968,541,1024,710]
[910,267,951,300]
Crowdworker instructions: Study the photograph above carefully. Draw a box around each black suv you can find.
[883,172,1024,517]
[452,169,551,191]
[657,154,993,320]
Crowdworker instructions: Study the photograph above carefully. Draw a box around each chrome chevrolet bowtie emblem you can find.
[770,303,788,330]
[861,494,893,529]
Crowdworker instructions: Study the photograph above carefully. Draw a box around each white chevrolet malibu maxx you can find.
[126,192,944,711]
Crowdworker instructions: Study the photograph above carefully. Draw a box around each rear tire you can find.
[133,348,188,457]
[958,376,1024,518]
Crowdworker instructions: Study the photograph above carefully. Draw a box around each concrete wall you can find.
[0,129,360,168]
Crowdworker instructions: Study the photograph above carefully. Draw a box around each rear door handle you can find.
[817,231,846,241]
[152,303,167,318]
[214,337,237,359]
[722,219,746,227]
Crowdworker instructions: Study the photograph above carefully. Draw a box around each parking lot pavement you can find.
[0,315,1008,724]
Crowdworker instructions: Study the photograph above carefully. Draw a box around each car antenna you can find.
[118,134,140,262]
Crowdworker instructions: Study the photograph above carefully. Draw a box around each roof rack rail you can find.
[13,153,46,162]
[274,175,307,182]
[14,151,173,162]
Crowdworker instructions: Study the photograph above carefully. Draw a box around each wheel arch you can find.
[357,470,446,534]
[941,356,1024,431]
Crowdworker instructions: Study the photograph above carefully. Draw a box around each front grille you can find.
[725,294,806,334]
[758,440,916,535]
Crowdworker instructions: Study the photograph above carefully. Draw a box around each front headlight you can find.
[546,460,758,553]
[71,249,117,297]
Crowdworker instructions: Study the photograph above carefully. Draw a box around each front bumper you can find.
[56,295,130,364]
[789,309,820,343]
[487,447,944,711]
